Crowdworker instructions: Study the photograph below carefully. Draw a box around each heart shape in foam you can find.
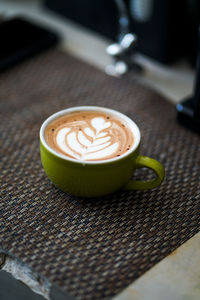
[91,117,111,133]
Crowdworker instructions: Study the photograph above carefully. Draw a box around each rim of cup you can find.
[40,106,141,165]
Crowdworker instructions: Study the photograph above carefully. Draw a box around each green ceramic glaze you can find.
[40,106,165,197]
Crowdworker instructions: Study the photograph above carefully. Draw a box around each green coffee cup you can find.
[40,106,165,197]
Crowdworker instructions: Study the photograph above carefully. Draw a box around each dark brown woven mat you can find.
[0,50,200,300]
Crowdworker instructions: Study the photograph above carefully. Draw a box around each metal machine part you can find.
[106,0,140,76]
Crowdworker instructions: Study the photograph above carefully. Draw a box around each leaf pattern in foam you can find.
[56,117,119,160]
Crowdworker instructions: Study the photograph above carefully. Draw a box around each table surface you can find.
[0,1,200,300]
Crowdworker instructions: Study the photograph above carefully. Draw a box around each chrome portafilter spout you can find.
[106,0,141,76]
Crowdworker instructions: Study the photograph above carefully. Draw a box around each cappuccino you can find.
[45,111,134,161]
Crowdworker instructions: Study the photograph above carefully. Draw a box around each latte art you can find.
[45,111,134,161]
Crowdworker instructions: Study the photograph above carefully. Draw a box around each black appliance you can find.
[44,0,200,65]
[177,26,200,133]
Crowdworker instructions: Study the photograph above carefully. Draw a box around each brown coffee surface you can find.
[45,111,134,161]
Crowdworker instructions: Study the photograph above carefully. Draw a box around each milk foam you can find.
[45,111,134,161]
[56,117,118,160]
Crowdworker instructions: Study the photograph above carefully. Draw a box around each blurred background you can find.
[0,0,199,103]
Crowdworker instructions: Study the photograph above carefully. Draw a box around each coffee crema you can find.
[45,111,134,161]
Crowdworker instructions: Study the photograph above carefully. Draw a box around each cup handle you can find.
[124,155,165,190]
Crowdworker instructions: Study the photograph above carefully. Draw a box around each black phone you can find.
[0,17,59,71]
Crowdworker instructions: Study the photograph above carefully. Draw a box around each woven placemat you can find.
[0,50,200,300]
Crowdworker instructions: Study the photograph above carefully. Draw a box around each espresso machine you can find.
[44,0,200,133]
[45,0,200,65]
[176,27,200,133]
